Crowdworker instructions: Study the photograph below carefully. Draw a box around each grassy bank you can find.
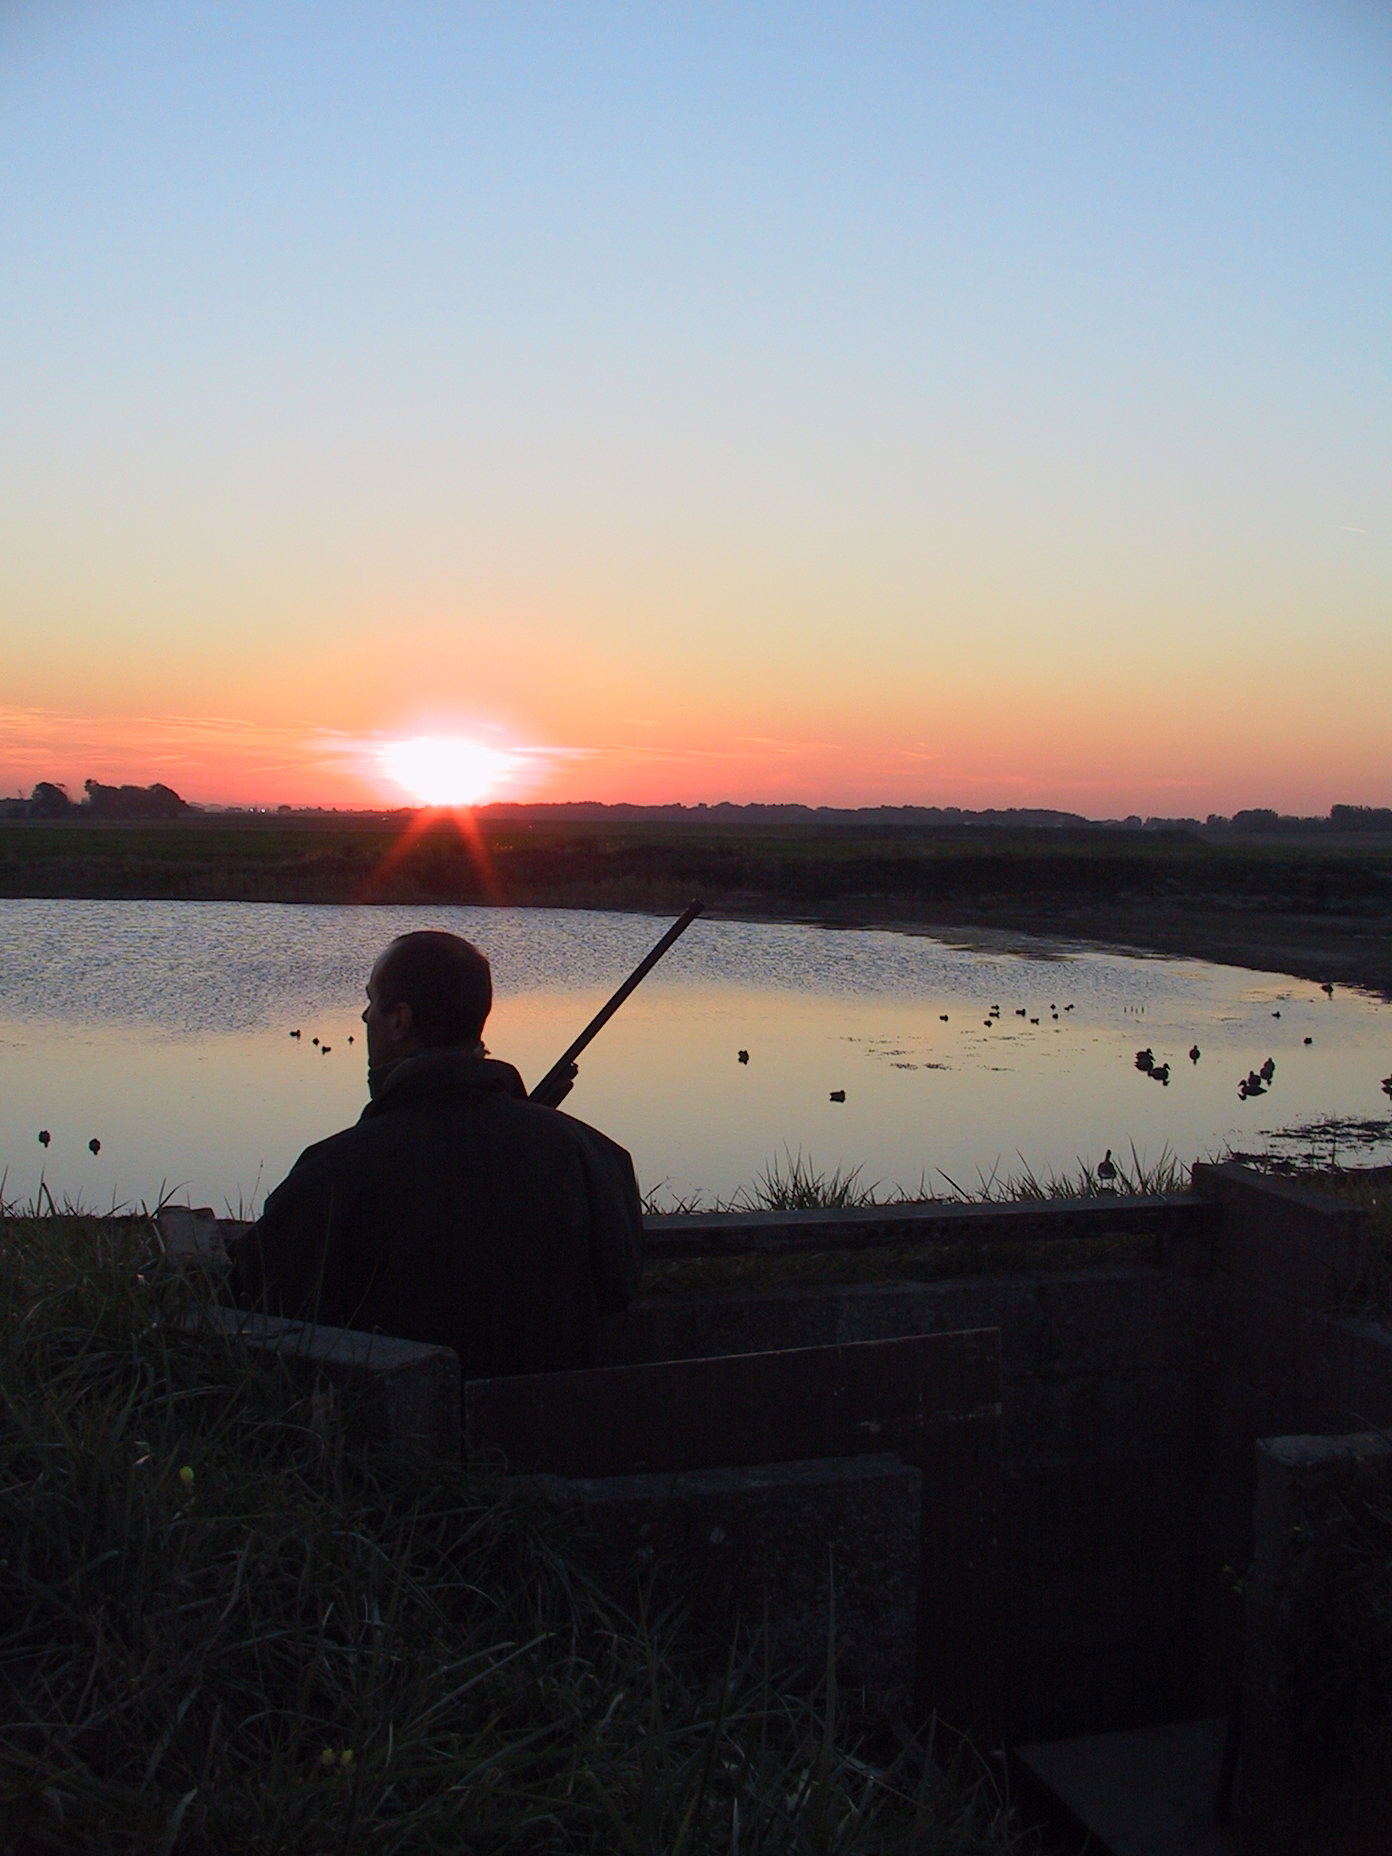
[4,1168,1387,1846]
[640,1151,1186,1298]
[0,1215,1022,1854]
[638,1148,1392,1316]
[4,814,1392,993]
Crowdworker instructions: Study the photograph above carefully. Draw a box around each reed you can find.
[933,1145,1191,1204]
[733,1151,883,1213]
[644,1144,1188,1216]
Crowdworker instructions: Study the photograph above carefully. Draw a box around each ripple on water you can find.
[0,899,1387,1209]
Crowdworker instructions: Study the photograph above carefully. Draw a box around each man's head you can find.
[362,931,493,1072]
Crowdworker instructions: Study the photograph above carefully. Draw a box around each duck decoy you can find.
[1135,1048,1155,1072]
[289,1029,301,1039]
[1189,1045,1201,1064]
[1065,1003,1075,1011]
[88,1138,101,1155]
[829,1089,846,1103]
[1381,1076,1392,1099]
[1098,1149,1118,1185]
[1150,1063,1170,1085]
[312,1037,320,1047]
[939,1015,949,1022]
[1303,1037,1312,1045]
[1322,982,1334,998]
[1260,1058,1275,1083]
[347,1035,354,1044]
[1016,1008,1027,1017]
[1030,1016,1040,1025]
[737,1050,749,1064]
[321,1045,332,1055]
[1272,1011,1281,1019]
[37,1129,50,1148]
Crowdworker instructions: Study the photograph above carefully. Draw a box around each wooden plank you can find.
[642,1192,1213,1260]
[470,1328,1005,1735]
[466,1328,1000,1479]
[185,1305,461,1454]
[156,1191,1215,1274]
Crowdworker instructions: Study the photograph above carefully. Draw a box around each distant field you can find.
[4,813,1392,992]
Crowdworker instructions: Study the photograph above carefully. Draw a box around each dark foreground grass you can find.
[0,1216,1023,1855]
[1269,1455,1392,1853]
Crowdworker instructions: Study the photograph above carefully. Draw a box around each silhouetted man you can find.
[229,931,644,1380]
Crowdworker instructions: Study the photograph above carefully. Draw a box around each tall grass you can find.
[733,1152,884,1213]
[1263,1455,1392,1849]
[644,1145,1189,1216]
[639,1149,1188,1299]
[0,1214,1021,1854]
[934,1145,1190,1205]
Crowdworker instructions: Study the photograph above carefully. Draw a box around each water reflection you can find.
[0,899,1387,1211]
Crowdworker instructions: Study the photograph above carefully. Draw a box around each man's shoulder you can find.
[263,1120,373,1197]
[456,1089,633,1171]
[268,1066,636,1201]
[551,1106,635,1166]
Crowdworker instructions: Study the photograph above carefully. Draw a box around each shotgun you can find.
[529,899,704,1108]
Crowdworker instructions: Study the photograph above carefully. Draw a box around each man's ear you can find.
[388,998,415,1044]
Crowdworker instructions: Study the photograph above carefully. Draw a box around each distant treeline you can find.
[5,782,1392,835]
[4,780,190,821]
[4,811,1392,914]
[478,800,1392,835]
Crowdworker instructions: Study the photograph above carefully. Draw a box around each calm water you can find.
[1,899,1389,1212]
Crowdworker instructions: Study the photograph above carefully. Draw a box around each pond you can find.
[1,899,1389,1214]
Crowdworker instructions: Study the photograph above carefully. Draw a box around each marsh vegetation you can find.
[3,1152,1390,1848]
[0,1213,1026,1854]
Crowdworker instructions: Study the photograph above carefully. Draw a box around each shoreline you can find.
[4,816,1391,994]
[2,881,1389,998]
[702,898,1392,998]
[779,902,1392,994]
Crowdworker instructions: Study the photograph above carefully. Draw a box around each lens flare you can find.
[378,736,514,807]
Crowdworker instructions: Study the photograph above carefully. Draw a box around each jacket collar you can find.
[363,1048,528,1116]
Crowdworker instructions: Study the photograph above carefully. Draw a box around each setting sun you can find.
[378,736,515,807]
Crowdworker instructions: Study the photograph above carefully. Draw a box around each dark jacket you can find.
[227,1050,644,1381]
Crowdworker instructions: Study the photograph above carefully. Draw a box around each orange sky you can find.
[2,5,1389,816]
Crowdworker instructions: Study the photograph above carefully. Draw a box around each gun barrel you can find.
[529,898,703,1106]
